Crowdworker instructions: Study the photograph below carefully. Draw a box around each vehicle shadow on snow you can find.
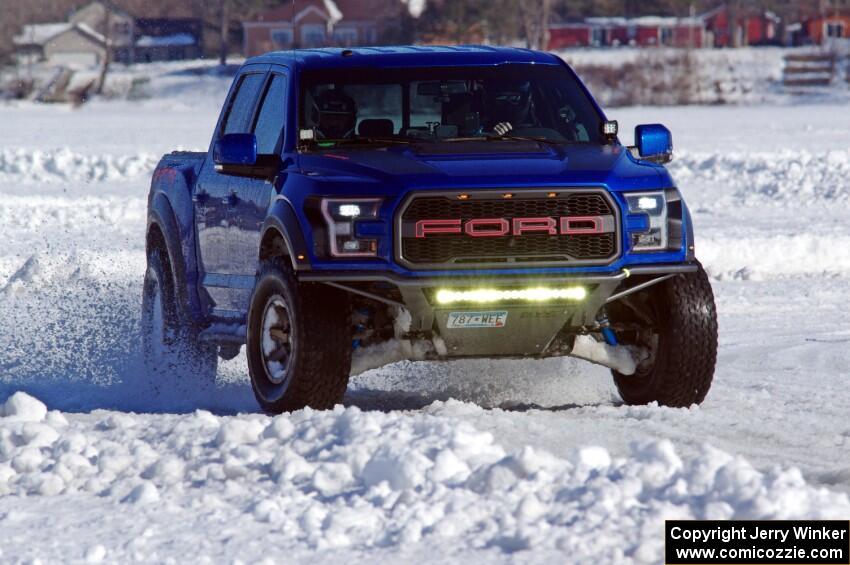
[344,357,620,413]
[343,388,619,413]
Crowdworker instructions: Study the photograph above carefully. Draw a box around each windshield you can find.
[299,65,605,148]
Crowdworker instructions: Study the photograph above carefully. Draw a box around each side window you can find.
[221,73,266,136]
[252,74,288,154]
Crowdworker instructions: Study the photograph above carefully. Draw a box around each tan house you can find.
[42,25,109,67]
[13,1,133,66]
[14,22,109,67]
[242,0,404,56]
[69,0,136,57]
[13,0,203,66]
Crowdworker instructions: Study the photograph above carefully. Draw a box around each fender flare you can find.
[260,198,312,271]
[683,200,696,262]
[147,193,201,324]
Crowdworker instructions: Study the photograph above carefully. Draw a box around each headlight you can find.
[320,198,382,257]
[626,191,668,252]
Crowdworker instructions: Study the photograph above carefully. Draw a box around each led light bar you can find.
[435,287,587,305]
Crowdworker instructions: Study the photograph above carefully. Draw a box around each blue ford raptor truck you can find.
[143,46,718,413]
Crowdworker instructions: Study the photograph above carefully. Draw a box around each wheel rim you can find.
[142,266,173,359]
[261,296,294,385]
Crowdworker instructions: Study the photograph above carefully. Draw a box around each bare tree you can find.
[520,0,553,50]
[96,5,112,95]
[219,0,230,65]
[215,0,273,65]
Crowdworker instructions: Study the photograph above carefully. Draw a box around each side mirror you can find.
[635,124,673,164]
[213,133,281,179]
[214,133,257,167]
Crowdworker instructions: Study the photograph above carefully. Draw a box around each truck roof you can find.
[246,45,563,71]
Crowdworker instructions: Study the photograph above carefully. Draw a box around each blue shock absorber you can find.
[601,327,619,347]
[352,308,369,350]
[597,311,618,346]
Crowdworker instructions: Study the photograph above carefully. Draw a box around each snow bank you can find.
[0,392,48,422]
[672,149,850,205]
[0,196,146,240]
[699,232,850,280]
[0,148,159,184]
[559,47,850,107]
[1,393,847,561]
[559,48,788,107]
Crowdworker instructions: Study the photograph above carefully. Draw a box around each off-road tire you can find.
[141,247,217,383]
[246,260,351,413]
[612,263,717,407]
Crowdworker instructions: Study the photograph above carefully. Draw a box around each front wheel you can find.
[246,260,352,413]
[610,263,718,407]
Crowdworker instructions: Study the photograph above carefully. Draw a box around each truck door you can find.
[195,70,267,314]
[225,72,289,293]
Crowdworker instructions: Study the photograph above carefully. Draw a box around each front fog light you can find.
[435,287,587,305]
[626,191,668,252]
[321,198,382,257]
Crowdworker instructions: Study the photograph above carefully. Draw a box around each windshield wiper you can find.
[312,137,413,148]
[495,135,569,146]
[440,135,566,147]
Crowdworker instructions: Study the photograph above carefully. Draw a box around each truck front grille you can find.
[397,190,620,268]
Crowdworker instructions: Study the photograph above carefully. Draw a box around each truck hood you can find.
[298,142,672,192]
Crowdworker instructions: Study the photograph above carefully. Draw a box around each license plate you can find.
[447,311,508,329]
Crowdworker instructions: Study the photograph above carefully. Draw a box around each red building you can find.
[547,24,593,49]
[803,12,850,44]
[548,5,780,50]
[242,0,402,56]
[702,5,781,47]
[549,16,704,49]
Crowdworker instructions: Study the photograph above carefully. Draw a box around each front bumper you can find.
[300,263,697,358]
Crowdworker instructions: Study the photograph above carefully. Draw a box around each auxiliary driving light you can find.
[435,287,587,305]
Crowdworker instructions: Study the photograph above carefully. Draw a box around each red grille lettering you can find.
[560,216,604,235]
[513,217,557,235]
[414,216,609,237]
[415,219,462,238]
[464,218,510,237]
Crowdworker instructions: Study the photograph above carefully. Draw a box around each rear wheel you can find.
[609,263,717,407]
[246,260,352,413]
[141,247,216,384]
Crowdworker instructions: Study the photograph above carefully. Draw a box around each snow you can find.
[569,335,640,375]
[0,148,159,184]
[323,0,344,25]
[400,0,427,18]
[1,393,847,562]
[558,47,850,106]
[0,392,48,422]
[585,16,703,27]
[13,23,72,46]
[1,62,850,561]
[135,33,196,48]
